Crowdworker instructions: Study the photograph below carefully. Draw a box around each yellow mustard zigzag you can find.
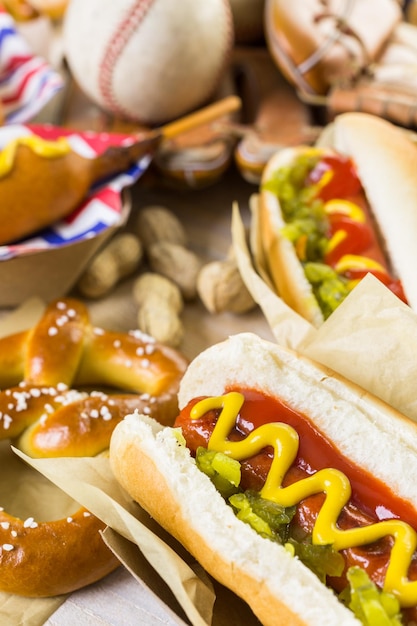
[191,391,417,607]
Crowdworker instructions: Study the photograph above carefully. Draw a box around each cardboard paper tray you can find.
[0,190,131,308]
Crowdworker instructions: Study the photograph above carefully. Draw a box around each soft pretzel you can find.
[0,297,188,421]
[0,297,188,597]
[0,383,146,596]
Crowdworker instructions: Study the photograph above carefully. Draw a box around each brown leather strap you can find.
[328,80,417,127]
[302,0,368,74]
[265,0,401,95]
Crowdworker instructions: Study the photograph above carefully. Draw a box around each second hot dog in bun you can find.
[257,113,417,327]
[110,332,417,626]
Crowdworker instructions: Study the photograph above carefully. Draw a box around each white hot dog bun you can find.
[110,332,417,626]
[259,113,417,326]
[321,113,417,307]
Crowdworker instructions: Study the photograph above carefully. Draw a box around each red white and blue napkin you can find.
[0,8,63,123]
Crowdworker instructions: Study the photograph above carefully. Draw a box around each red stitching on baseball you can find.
[97,0,233,122]
[98,0,155,118]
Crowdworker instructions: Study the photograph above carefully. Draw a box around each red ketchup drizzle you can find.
[307,154,362,200]
[307,155,407,303]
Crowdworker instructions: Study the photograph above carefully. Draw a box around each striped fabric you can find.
[0,8,63,122]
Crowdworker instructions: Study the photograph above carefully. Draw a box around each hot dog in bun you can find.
[257,112,417,327]
[110,332,417,626]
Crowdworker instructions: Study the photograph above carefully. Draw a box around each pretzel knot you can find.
[0,298,188,597]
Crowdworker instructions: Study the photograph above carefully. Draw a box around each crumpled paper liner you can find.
[100,528,191,626]
[15,450,260,626]
[0,594,65,626]
[16,452,214,626]
[232,201,417,422]
[2,436,198,626]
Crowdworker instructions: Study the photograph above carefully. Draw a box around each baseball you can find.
[63,0,234,125]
